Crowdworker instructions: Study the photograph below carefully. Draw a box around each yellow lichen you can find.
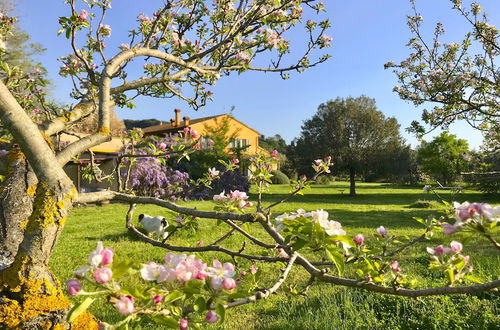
[40,131,54,150]
[98,126,111,136]
[71,312,99,330]
[54,323,68,330]
[0,298,22,328]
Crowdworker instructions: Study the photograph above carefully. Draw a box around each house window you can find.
[230,138,250,151]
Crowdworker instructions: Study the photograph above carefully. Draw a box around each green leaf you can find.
[193,296,206,312]
[464,275,483,284]
[243,222,251,233]
[446,269,455,284]
[112,259,137,279]
[152,315,179,328]
[67,297,95,323]
[325,248,345,275]
[292,238,307,251]
[216,303,226,323]
[164,291,185,304]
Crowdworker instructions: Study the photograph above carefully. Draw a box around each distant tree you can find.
[417,132,469,185]
[259,134,287,153]
[294,96,406,196]
[203,114,238,157]
[123,118,161,130]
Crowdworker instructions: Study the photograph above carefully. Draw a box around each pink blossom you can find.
[354,234,364,245]
[232,158,239,164]
[207,260,235,289]
[427,245,452,256]
[270,150,279,156]
[78,10,88,22]
[299,174,307,181]
[442,223,458,235]
[249,264,258,275]
[319,218,346,236]
[314,159,322,166]
[376,226,387,238]
[153,295,163,305]
[158,142,167,151]
[391,260,401,273]
[205,311,220,323]
[141,262,164,282]
[93,267,112,284]
[66,279,81,296]
[115,296,134,315]
[450,241,463,253]
[208,167,220,178]
[99,24,112,37]
[222,277,237,290]
[101,248,114,266]
[240,271,247,277]
[179,319,188,330]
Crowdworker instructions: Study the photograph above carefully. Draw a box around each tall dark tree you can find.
[417,132,469,185]
[294,96,406,196]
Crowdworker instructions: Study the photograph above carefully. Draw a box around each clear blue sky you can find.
[14,0,500,149]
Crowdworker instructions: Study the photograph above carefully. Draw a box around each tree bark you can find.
[0,178,80,328]
[349,167,356,196]
[0,150,37,269]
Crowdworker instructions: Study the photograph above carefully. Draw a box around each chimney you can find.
[174,108,181,127]
[183,116,190,126]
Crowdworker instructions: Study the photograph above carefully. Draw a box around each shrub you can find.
[315,175,335,185]
[270,170,290,184]
[211,171,250,195]
[408,200,442,209]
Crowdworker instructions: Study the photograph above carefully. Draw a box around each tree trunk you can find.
[349,168,356,196]
[0,176,90,328]
[0,149,37,268]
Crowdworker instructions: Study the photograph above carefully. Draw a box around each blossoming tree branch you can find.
[0,0,498,329]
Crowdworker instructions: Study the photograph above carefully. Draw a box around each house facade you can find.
[142,109,265,156]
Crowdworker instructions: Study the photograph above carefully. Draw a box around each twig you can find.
[225,253,298,308]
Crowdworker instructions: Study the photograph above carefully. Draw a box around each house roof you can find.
[142,114,261,135]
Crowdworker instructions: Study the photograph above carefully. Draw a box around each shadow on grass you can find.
[98,230,137,242]
[254,192,499,206]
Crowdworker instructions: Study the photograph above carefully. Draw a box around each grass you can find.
[51,182,500,329]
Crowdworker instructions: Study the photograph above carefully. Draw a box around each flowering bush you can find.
[66,242,242,329]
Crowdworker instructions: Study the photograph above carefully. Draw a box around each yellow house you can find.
[142,109,267,156]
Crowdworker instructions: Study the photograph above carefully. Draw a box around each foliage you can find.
[202,114,238,157]
[293,96,409,195]
[270,170,290,184]
[123,118,161,130]
[417,132,470,185]
[387,0,500,138]
[259,134,288,154]
[408,199,443,209]
[211,170,250,196]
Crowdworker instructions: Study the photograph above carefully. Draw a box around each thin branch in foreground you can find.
[225,253,298,308]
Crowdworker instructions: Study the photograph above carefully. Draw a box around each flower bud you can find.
[115,296,134,315]
[93,267,112,284]
[100,248,114,266]
[66,279,81,296]
[442,223,458,235]
[153,295,163,305]
[222,277,236,290]
[179,318,188,330]
[354,234,364,245]
[205,311,220,323]
[376,226,387,238]
[450,241,462,253]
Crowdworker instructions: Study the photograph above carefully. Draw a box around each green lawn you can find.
[51,182,500,329]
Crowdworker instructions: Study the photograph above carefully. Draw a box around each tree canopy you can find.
[293,96,408,195]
